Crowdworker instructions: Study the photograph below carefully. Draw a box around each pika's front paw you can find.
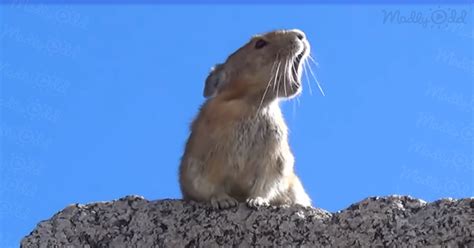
[210,195,238,209]
[246,197,270,209]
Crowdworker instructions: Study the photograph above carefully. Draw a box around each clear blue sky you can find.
[1,3,473,247]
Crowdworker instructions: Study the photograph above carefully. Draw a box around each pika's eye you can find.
[254,39,268,49]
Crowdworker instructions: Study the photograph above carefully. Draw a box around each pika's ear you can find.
[203,64,227,98]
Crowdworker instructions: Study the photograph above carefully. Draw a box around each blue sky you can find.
[1,3,473,247]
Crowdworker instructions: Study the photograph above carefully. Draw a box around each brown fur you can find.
[179,29,312,209]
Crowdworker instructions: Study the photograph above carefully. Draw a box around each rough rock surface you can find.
[22,195,473,247]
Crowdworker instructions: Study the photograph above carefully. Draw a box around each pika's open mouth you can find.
[291,46,307,88]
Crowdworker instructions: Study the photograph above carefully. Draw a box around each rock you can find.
[21,195,473,247]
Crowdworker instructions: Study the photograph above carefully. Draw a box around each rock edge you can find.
[21,195,473,247]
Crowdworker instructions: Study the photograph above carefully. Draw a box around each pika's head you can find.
[203,29,310,103]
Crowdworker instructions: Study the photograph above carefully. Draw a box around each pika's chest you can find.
[222,114,286,165]
[223,116,286,193]
[232,118,281,150]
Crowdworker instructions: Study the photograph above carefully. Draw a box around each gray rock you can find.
[21,195,473,247]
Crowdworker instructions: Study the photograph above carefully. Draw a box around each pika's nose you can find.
[291,29,306,40]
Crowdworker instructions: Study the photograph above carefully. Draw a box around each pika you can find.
[179,29,312,209]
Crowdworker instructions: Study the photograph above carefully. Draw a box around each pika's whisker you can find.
[283,56,289,97]
[290,59,297,84]
[276,59,281,99]
[308,54,319,67]
[258,60,277,112]
[303,60,313,96]
[273,53,281,92]
[273,61,282,94]
[306,57,325,97]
